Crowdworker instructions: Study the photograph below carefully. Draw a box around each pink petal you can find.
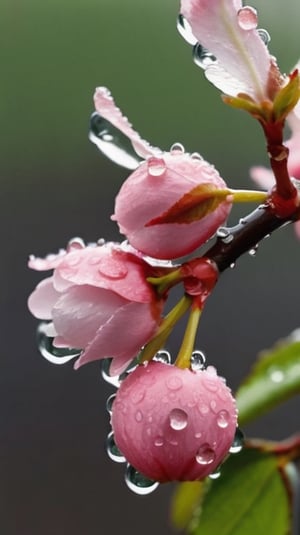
[250,166,274,190]
[94,87,156,159]
[74,301,160,372]
[28,277,60,320]
[181,0,278,101]
[28,250,66,271]
[52,285,128,349]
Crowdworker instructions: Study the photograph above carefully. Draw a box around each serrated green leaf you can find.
[190,448,291,535]
[170,481,207,531]
[236,336,300,426]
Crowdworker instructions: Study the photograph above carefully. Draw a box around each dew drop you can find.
[98,257,128,279]
[195,432,202,439]
[177,13,198,46]
[125,465,159,495]
[230,428,244,454]
[154,436,164,447]
[209,467,221,480]
[269,368,284,383]
[191,152,203,161]
[237,6,258,31]
[170,142,185,154]
[166,375,183,391]
[193,43,217,70]
[130,389,145,404]
[66,237,85,252]
[147,156,166,177]
[106,393,116,414]
[198,403,209,415]
[169,408,188,430]
[106,432,126,463]
[217,227,234,244]
[135,410,143,423]
[217,410,230,429]
[257,28,271,44]
[191,350,206,371]
[89,112,142,170]
[230,262,236,269]
[101,359,121,388]
[37,323,81,365]
[154,350,171,364]
[248,244,258,257]
[196,444,216,465]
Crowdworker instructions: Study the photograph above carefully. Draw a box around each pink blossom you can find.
[112,361,237,482]
[28,241,163,375]
[180,0,281,101]
[94,88,232,260]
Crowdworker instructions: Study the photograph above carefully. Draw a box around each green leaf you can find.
[145,184,229,226]
[170,481,208,531]
[190,448,291,535]
[236,335,300,426]
[273,69,300,122]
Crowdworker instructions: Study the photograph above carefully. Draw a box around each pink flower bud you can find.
[111,361,238,482]
[28,242,163,375]
[113,152,231,259]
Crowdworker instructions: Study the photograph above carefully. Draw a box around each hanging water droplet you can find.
[196,444,216,465]
[217,227,234,244]
[147,156,166,177]
[177,13,198,46]
[37,323,81,365]
[191,350,206,371]
[191,152,204,161]
[209,467,221,480]
[169,408,188,430]
[217,410,230,429]
[101,359,121,388]
[66,237,85,252]
[106,432,126,463]
[89,112,142,170]
[229,428,244,454]
[193,43,217,70]
[237,6,258,31]
[248,245,258,257]
[154,350,171,364]
[257,28,271,44]
[97,238,105,246]
[269,368,284,383]
[170,142,185,155]
[106,394,116,414]
[125,464,159,495]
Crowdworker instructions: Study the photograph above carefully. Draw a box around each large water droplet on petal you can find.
[217,410,230,429]
[89,112,142,170]
[37,323,81,365]
[125,464,159,495]
[154,350,171,365]
[147,156,166,177]
[237,6,258,31]
[106,432,126,463]
[191,350,206,371]
[196,444,216,465]
[229,428,244,454]
[177,14,198,46]
[169,408,188,430]
[193,43,217,70]
[101,359,121,388]
[98,256,128,280]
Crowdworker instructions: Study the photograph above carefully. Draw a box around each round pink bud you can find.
[112,152,231,260]
[111,361,238,482]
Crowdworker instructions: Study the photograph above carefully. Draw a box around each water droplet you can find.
[65,253,81,267]
[154,350,171,364]
[230,262,236,269]
[170,142,185,155]
[169,408,188,430]
[191,350,206,371]
[130,389,145,404]
[239,218,247,225]
[206,366,217,376]
[195,432,202,439]
[98,257,128,279]
[166,375,183,391]
[67,237,85,252]
[147,156,166,177]
[196,444,215,465]
[37,323,81,365]
[217,227,234,244]
[154,436,164,447]
[248,244,258,257]
[217,410,230,429]
[209,467,221,480]
[191,152,203,161]
[89,112,142,170]
[269,368,284,383]
[177,13,198,46]
[237,6,258,31]
[257,28,271,44]
[193,43,217,70]
[135,410,143,423]
[198,403,209,415]
[106,432,126,463]
[230,428,244,454]
[125,465,159,495]
[106,394,116,414]
[101,359,121,388]
[210,400,217,412]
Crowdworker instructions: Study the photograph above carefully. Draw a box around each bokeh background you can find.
[2,1,300,534]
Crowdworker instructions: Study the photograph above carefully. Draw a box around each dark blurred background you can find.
[1,1,300,534]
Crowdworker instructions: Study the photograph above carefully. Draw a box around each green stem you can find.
[175,304,202,369]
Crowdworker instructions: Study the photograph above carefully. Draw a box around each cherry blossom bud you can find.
[112,361,237,482]
[28,241,163,375]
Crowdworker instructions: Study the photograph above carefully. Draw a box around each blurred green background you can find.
[1,1,300,534]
